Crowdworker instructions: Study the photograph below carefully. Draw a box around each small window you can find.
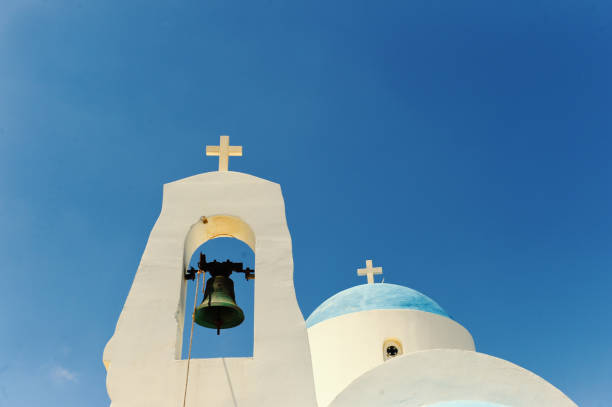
[383,338,403,361]
[386,345,399,357]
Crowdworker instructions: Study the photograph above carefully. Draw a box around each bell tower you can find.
[103,136,318,407]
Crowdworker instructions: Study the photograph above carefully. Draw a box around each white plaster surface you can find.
[328,349,578,407]
[103,171,317,407]
[307,309,475,407]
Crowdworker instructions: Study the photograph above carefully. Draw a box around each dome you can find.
[306,283,450,328]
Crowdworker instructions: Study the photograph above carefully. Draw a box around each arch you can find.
[182,235,255,358]
[183,215,256,271]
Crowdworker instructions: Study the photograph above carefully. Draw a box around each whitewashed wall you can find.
[103,171,318,407]
[329,349,578,407]
[307,309,475,407]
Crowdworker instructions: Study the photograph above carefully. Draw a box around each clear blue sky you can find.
[1,1,610,406]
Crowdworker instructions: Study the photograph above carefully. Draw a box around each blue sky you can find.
[0,1,610,406]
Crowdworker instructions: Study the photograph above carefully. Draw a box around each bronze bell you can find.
[194,275,244,334]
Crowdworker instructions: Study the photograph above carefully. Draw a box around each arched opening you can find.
[181,215,256,359]
[182,236,255,358]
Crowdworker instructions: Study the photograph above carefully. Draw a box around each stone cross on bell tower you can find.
[357,259,383,284]
[206,135,243,171]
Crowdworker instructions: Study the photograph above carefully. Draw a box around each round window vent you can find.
[382,338,403,361]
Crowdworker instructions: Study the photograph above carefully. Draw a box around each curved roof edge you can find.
[165,171,277,187]
[306,283,450,328]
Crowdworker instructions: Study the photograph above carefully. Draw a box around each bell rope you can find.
[182,271,201,407]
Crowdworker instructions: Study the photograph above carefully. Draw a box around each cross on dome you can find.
[206,135,243,172]
[357,259,383,284]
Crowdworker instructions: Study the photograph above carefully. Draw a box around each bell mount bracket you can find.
[184,252,254,281]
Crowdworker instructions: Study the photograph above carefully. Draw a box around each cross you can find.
[205,135,243,172]
[357,259,383,284]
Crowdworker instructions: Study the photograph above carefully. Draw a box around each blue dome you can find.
[306,283,450,328]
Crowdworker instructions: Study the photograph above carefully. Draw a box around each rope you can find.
[182,271,201,407]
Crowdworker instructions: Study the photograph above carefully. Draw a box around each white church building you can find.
[103,137,577,407]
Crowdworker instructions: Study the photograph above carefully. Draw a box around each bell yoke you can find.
[185,253,254,335]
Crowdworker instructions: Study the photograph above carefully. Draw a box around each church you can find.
[103,136,577,407]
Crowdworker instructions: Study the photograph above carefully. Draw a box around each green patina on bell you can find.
[194,275,245,333]
[186,254,254,335]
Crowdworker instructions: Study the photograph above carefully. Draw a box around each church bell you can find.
[186,253,254,335]
[194,275,244,333]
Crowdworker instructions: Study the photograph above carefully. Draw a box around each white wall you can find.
[307,309,475,407]
[103,171,318,407]
[329,349,578,407]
